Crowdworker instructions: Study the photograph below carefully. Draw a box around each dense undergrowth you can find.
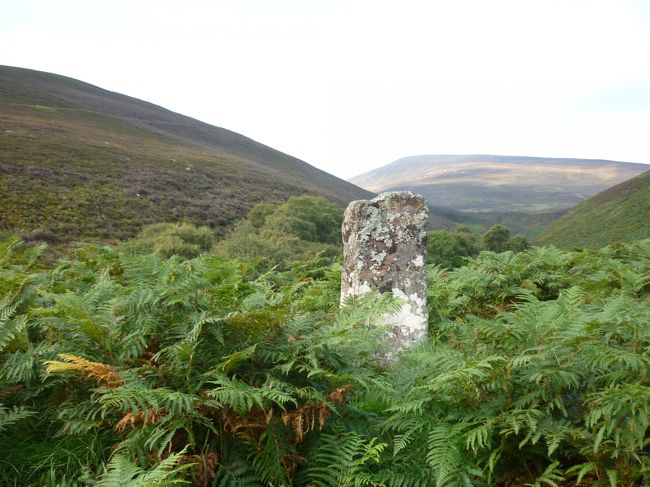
[1,235,649,486]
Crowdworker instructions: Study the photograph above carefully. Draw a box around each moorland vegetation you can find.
[0,65,371,245]
[2,195,649,486]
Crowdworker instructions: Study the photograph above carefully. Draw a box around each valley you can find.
[1,66,650,486]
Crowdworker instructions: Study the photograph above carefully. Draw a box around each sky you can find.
[1,0,650,179]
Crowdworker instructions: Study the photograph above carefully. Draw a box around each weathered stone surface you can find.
[341,191,428,349]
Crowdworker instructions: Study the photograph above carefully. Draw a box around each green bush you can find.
[214,195,343,268]
[121,222,216,259]
[426,229,480,268]
[262,195,343,245]
[482,224,530,253]
[428,226,529,269]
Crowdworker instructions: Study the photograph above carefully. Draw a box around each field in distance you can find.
[350,154,648,213]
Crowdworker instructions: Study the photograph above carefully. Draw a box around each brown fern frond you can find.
[281,384,353,443]
[0,385,23,398]
[328,384,353,405]
[181,451,218,487]
[221,405,273,445]
[115,407,165,432]
[44,353,122,387]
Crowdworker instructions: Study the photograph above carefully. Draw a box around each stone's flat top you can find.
[367,191,426,204]
[346,191,427,209]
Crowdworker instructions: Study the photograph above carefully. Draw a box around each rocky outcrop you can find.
[341,192,428,349]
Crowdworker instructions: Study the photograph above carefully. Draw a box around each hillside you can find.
[424,204,481,230]
[536,170,650,249]
[350,154,648,213]
[475,209,567,239]
[0,65,372,243]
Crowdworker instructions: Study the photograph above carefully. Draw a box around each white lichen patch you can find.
[411,255,424,267]
[371,251,387,266]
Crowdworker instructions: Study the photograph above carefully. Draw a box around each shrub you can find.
[214,195,343,268]
[260,195,343,245]
[121,222,215,259]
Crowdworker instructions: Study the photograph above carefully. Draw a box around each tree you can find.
[247,202,278,231]
[482,224,511,252]
[427,231,467,268]
[509,234,530,252]
[452,226,481,257]
[263,195,343,244]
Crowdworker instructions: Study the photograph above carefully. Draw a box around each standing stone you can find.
[341,191,428,349]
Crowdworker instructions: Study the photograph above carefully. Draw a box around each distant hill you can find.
[350,154,648,213]
[536,170,650,249]
[0,65,372,243]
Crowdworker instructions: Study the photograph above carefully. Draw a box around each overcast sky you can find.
[1,0,650,178]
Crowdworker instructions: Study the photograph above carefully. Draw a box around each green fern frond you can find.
[307,432,386,487]
[98,386,198,416]
[213,462,263,487]
[524,461,563,487]
[96,447,191,486]
[0,404,35,432]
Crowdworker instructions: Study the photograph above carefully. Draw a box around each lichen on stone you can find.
[341,191,429,350]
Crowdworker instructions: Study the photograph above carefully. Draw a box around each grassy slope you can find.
[0,65,372,243]
[536,170,650,248]
[473,209,566,239]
